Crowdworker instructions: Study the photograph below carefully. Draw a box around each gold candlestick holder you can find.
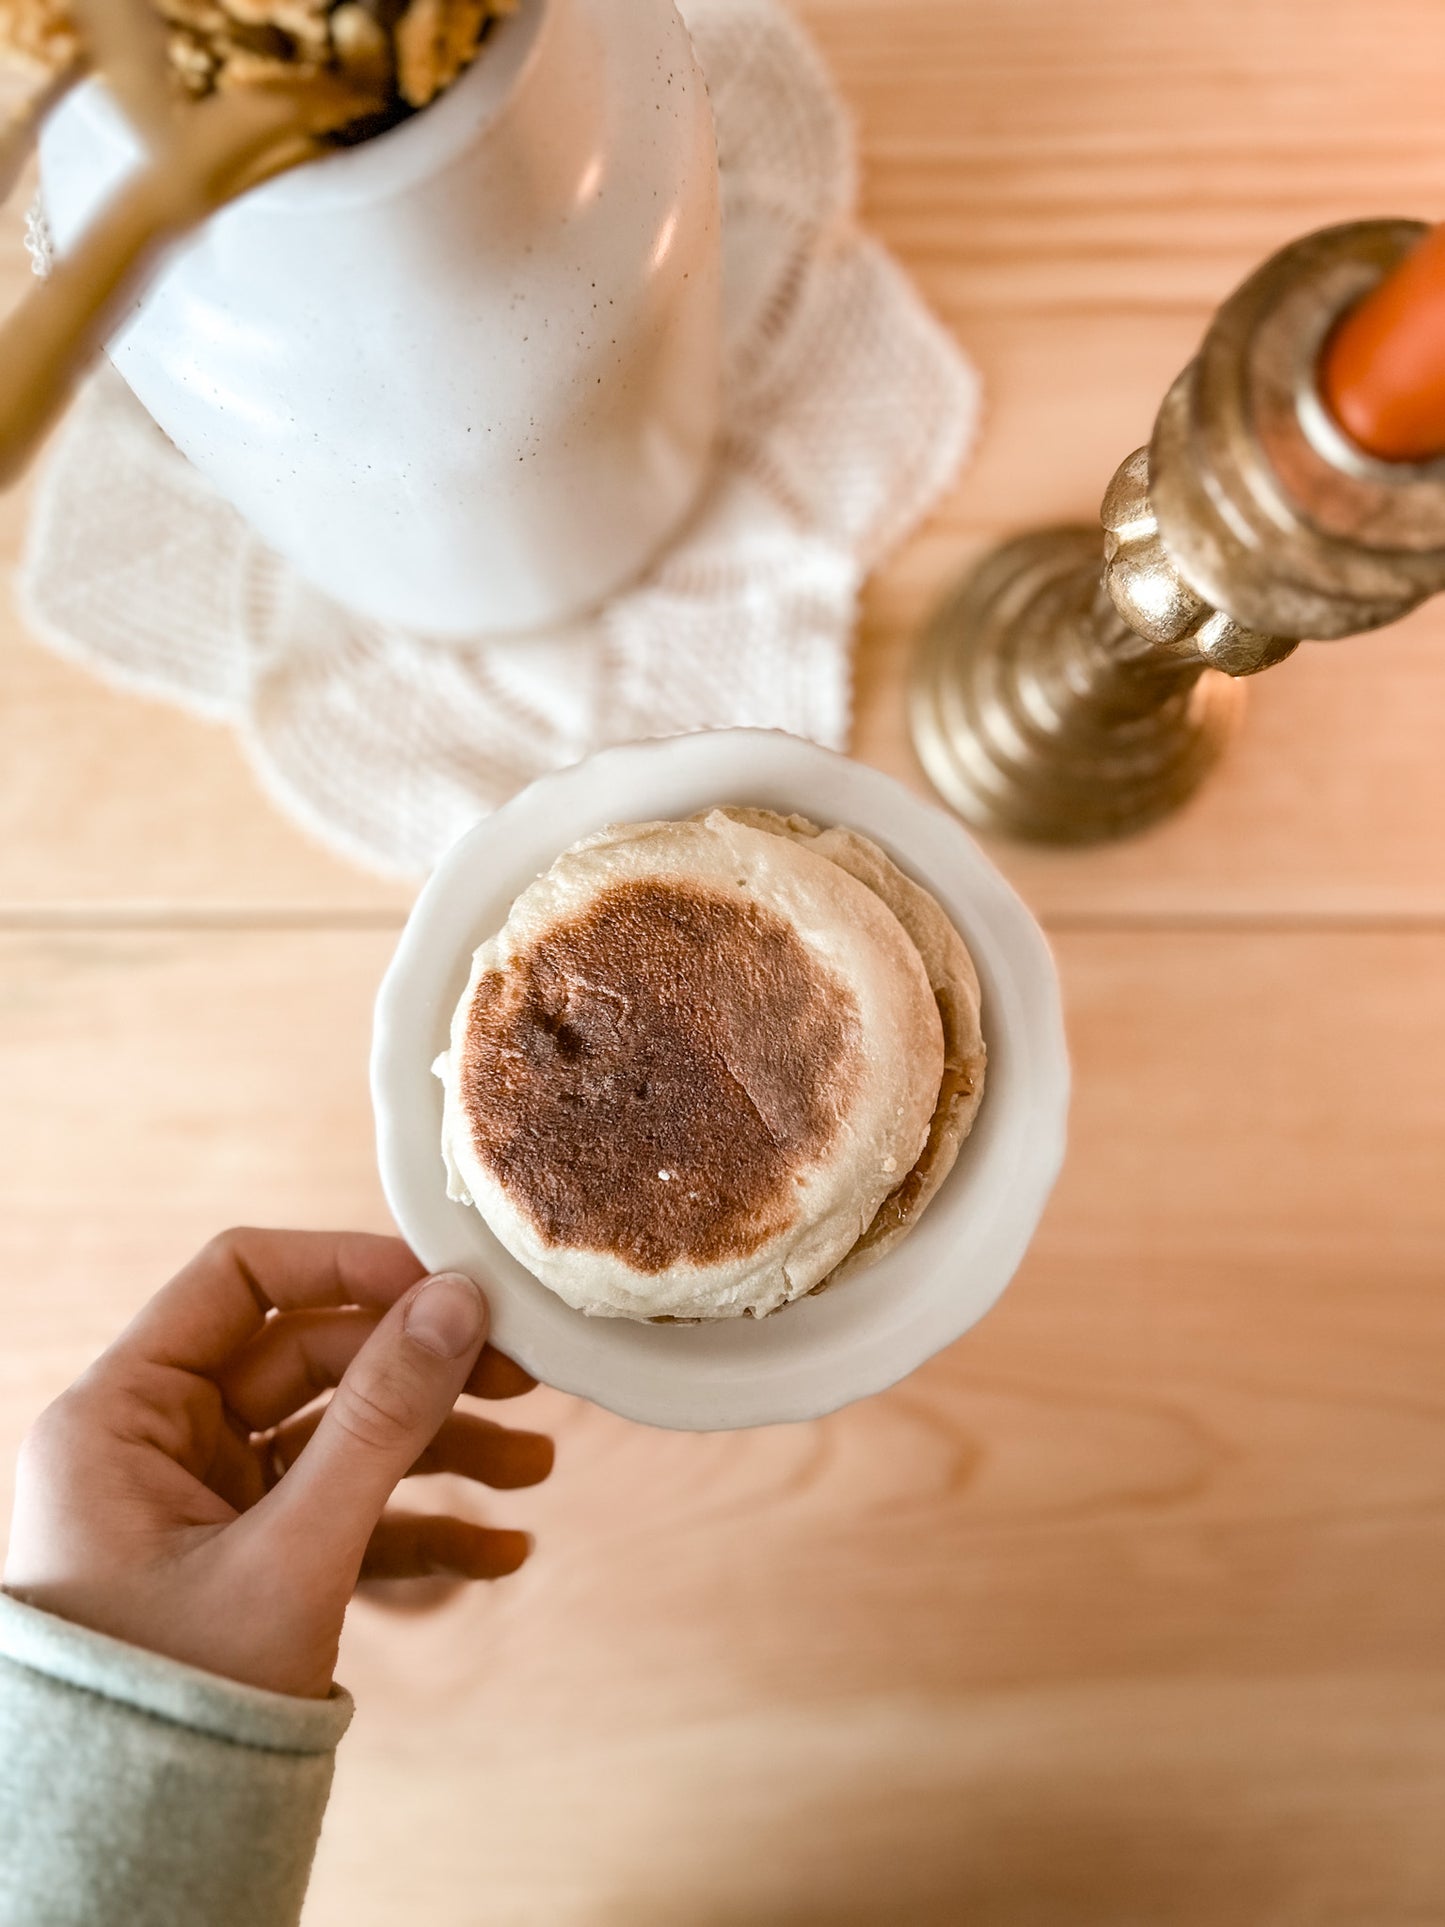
[911,221,1445,844]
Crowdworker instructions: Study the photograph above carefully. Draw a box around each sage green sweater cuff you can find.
[0,1591,353,1927]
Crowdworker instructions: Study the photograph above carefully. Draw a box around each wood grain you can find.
[2,927,1443,1923]
[2,1,1445,1923]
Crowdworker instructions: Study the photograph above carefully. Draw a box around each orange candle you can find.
[1321,223,1445,464]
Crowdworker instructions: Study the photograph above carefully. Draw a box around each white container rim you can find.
[59,0,549,216]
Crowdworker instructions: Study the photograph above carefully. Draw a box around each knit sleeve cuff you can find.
[0,1590,353,1752]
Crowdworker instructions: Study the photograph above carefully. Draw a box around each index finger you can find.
[113,1229,427,1376]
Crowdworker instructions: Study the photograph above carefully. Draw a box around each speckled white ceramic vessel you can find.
[372,731,1071,1432]
[38,0,722,637]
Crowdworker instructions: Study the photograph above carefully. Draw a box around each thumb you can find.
[265,1272,489,1565]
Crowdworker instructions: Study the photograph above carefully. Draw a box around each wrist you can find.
[0,1589,354,1741]
[1,1576,338,1703]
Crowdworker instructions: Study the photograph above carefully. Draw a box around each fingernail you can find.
[440,1532,533,1580]
[504,1434,556,1487]
[498,1531,535,1573]
[405,1273,487,1359]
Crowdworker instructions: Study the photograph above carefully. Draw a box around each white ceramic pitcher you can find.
[39,0,722,639]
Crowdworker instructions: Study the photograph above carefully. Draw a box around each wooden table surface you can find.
[4,3,1445,1922]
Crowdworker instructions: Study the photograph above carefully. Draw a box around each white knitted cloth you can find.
[19,0,978,878]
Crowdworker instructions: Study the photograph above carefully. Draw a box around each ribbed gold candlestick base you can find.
[911,527,1243,845]
[911,220,1445,846]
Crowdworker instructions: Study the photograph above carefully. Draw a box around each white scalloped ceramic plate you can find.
[372,731,1069,1431]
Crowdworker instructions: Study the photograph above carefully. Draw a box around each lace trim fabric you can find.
[18,0,980,877]
[23,196,52,275]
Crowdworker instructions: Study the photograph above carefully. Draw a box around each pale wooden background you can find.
[4,1,1445,1921]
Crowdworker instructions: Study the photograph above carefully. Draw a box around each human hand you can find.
[3,1230,554,1700]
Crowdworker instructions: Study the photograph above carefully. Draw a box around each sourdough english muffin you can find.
[435,810,987,1322]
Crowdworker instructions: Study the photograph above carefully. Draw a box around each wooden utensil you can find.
[0,0,350,488]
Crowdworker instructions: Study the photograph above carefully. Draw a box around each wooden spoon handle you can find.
[0,61,83,204]
[0,89,319,488]
[71,0,172,147]
[0,172,190,486]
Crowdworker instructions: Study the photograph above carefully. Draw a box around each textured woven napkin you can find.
[19,0,979,878]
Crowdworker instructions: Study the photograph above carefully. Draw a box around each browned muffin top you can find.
[459,878,863,1274]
